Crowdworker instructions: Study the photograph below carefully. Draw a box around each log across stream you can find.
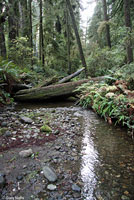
[14,77,106,102]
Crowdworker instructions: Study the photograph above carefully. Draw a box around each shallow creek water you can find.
[1,102,134,200]
[16,102,134,200]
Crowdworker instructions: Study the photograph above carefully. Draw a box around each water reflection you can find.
[81,111,99,200]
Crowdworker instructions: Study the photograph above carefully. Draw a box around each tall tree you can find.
[0,2,6,57]
[66,0,88,77]
[39,0,44,66]
[19,0,29,37]
[8,0,18,46]
[28,0,33,66]
[66,1,71,74]
[102,0,111,48]
[124,0,133,63]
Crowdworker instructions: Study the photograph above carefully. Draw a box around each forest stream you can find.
[0,102,134,200]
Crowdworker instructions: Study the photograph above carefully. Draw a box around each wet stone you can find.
[20,116,33,124]
[43,166,57,182]
[72,184,81,192]
[17,175,23,181]
[1,122,7,127]
[47,184,57,191]
[4,131,12,137]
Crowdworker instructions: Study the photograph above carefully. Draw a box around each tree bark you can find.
[8,0,18,47]
[66,0,88,78]
[28,0,33,66]
[102,0,111,48]
[19,0,29,37]
[124,0,133,63]
[66,2,71,74]
[0,3,6,57]
[39,0,45,66]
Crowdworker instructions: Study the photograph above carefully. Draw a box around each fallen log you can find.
[14,76,107,102]
[58,68,84,84]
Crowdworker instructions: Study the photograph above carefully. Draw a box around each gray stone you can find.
[4,131,12,137]
[72,184,81,192]
[1,122,7,127]
[47,184,57,191]
[19,149,33,158]
[20,116,33,124]
[53,130,60,135]
[0,173,6,189]
[43,166,57,182]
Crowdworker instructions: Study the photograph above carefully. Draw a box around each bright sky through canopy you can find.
[80,0,96,30]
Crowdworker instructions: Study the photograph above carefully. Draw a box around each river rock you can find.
[0,173,6,189]
[1,122,7,127]
[19,149,33,158]
[20,116,33,124]
[72,184,81,192]
[4,131,12,137]
[47,184,57,191]
[43,166,57,182]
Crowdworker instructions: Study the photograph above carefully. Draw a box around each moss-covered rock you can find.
[40,124,52,133]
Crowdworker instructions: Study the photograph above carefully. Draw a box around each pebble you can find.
[72,184,81,192]
[43,166,57,182]
[19,149,33,158]
[47,184,57,191]
[4,131,12,137]
[20,116,33,124]
[1,122,7,127]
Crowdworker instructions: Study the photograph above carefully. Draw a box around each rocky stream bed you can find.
[0,103,134,200]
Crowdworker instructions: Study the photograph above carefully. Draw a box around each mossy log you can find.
[14,76,107,102]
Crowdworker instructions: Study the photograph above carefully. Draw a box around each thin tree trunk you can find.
[28,0,33,66]
[0,3,6,57]
[66,0,88,78]
[124,0,133,63]
[39,0,45,66]
[102,0,111,48]
[0,24,6,57]
[66,2,71,74]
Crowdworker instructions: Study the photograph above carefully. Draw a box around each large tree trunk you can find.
[14,76,107,102]
[124,0,133,63]
[102,0,111,48]
[19,0,29,37]
[8,0,18,47]
[66,0,88,78]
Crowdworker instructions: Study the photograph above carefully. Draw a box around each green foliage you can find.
[8,37,33,67]
[86,46,125,77]
[77,81,134,134]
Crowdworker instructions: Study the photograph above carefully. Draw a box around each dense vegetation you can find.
[0,0,134,133]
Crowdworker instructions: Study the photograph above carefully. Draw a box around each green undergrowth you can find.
[76,80,134,137]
